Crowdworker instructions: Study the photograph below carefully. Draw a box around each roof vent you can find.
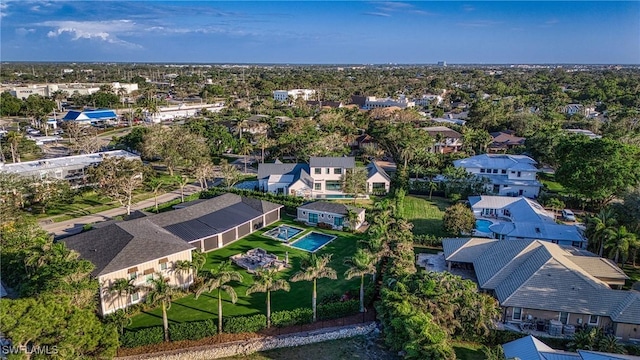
[535,227,541,233]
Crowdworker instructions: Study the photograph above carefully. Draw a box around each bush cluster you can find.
[413,234,443,247]
[222,314,267,334]
[271,308,314,328]
[169,319,217,342]
[201,188,304,213]
[317,300,360,320]
[120,327,164,348]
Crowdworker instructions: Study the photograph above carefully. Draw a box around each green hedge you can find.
[414,234,443,247]
[201,188,304,213]
[169,319,217,342]
[223,314,267,334]
[271,308,314,328]
[317,300,360,320]
[120,326,164,348]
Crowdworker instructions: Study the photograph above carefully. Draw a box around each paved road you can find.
[40,184,203,238]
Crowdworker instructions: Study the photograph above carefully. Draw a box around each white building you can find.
[296,202,365,230]
[5,83,139,99]
[273,89,316,102]
[146,103,224,123]
[414,94,443,107]
[563,104,598,118]
[363,95,415,110]
[470,195,587,248]
[453,154,541,198]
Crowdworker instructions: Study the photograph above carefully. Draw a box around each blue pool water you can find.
[475,219,493,233]
[264,225,304,241]
[290,232,337,252]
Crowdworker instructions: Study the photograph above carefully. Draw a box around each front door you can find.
[334,216,344,227]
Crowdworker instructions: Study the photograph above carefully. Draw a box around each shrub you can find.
[319,293,341,305]
[317,300,360,320]
[317,222,333,230]
[271,308,314,328]
[223,314,267,334]
[120,326,164,348]
[413,234,443,247]
[481,330,526,347]
[169,319,217,341]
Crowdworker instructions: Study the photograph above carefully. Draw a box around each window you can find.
[480,169,486,173]
[372,183,386,191]
[146,274,154,283]
[131,292,139,302]
[501,169,507,174]
[334,216,344,227]
[512,307,522,321]
[160,262,168,271]
[492,169,499,174]
[559,312,569,324]
[325,168,330,174]
[333,168,342,175]
[129,271,137,281]
[309,213,318,224]
[589,315,599,325]
[314,168,321,175]
[314,183,322,191]
[517,171,521,177]
[325,181,341,191]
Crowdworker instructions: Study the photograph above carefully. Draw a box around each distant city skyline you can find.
[1,1,638,65]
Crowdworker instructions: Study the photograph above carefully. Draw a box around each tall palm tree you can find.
[588,208,617,256]
[108,278,137,311]
[344,249,377,313]
[173,260,194,288]
[291,254,337,322]
[174,174,190,203]
[628,235,640,267]
[143,274,178,341]
[194,261,243,333]
[604,225,634,265]
[245,268,290,328]
[146,178,165,213]
[238,140,253,174]
[192,250,207,272]
[255,134,273,164]
[5,131,22,163]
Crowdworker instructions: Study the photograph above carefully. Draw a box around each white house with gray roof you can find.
[502,335,640,360]
[257,157,389,199]
[443,238,639,341]
[297,201,365,230]
[470,195,586,248]
[454,154,541,198]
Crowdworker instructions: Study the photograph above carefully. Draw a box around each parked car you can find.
[561,209,576,222]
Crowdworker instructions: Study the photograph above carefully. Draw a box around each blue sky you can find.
[1,1,638,64]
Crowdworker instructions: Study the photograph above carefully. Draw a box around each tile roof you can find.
[490,131,526,146]
[442,237,497,263]
[257,162,309,180]
[421,126,462,139]
[63,219,195,277]
[567,257,629,281]
[503,335,639,360]
[309,156,355,168]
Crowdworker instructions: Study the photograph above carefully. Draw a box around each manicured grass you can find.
[622,264,640,290]
[127,217,363,329]
[403,195,450,237]
[539,173,566,194]
[453,341,486,360]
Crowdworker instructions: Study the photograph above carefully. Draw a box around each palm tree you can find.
[411,163,426,180]
[108,278,137,311]
[344,249,377,313]
[628,235,640,267]
[604,225,634,265]
[143,274,178,342]
[346,209,360,231]
[245,268,290,328]
[192,250,207,272]
[173,260,194,288]
[174,174,190,203]
[291,254,337,322]
[587,208,617,256]
[238,139,253,174]
[255,134,273,164]
[428,180,439,200]
[6,131,22,163]
[194,261,243,333]
[146,178,165,213]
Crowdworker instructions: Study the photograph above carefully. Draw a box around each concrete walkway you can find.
[40,184,204,238]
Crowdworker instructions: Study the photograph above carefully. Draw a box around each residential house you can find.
[144,103,224,123]
[353,133,376,150]
[363,95,415,110]
[564,104,599,118]
[442,238,638,341]
[63,219,196,315]
[62,193,283,315]
[503,335,640,359]
[565,129,602,139]
[257,157,390,198]
[453,154,542,198]
[469,195,586,248]
[296,202,365,230]
[421,126,463,153]
[0,150,140,186]
[366,161,391,195]
[488,131,526,153]
[273,89,316,102]
[62,109,118,125]
[414,94,443,107]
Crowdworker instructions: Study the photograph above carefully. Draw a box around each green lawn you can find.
[128,217,363,329]
[539,173,566,194]
[453,342,486,360]
[403,195,450,237]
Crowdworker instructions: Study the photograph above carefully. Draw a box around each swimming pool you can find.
[264,225,304,241]
[289,232,337,252]
[475,219,494,233]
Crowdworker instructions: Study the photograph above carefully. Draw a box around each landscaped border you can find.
[288,231,338,253]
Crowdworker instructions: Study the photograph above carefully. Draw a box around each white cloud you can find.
[363,12,391,17]
[41,20,141,48]
[15,28,36,36]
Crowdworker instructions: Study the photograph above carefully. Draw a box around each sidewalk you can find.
[40,184,203,238]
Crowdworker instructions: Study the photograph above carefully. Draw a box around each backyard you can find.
[403,195,451,237]
[128,217,363,329]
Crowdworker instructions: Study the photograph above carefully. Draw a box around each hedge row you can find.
[318,300,360,320]
[169,319,217,342]
[201,188,305,213]
[271,308,314,328]
[120,326,164,348]
[223,314,267,334]
[414,234,443,247]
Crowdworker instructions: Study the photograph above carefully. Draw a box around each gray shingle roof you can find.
[257,163,309,180]
[309,156,355,168]
[443,237,497,263]
[568,257,629,281]
[366,161,391,181]
[298,201,364,215]
[474,239,536,286]
[610,291,640,324]
[63,219,195,277]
